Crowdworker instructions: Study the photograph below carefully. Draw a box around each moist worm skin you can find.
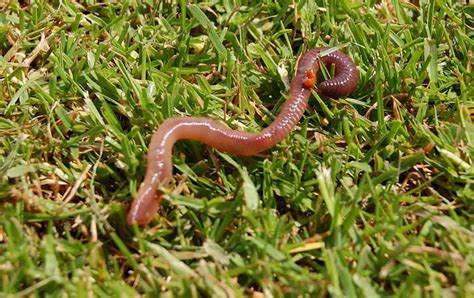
[127,47,359,225]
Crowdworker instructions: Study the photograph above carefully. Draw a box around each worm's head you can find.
[127,184,162,226]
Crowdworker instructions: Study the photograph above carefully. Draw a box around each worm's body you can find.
[127,47,358,225]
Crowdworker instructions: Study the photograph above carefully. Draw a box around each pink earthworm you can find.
[127,47,359,225]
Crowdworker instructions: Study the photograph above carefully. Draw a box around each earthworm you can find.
[127,47,359,225]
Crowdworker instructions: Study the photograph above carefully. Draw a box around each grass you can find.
[0,0,473,296]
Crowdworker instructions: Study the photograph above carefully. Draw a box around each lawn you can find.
[0,0,473,296]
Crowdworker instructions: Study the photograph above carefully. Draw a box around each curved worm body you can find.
[127,47,358,225]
